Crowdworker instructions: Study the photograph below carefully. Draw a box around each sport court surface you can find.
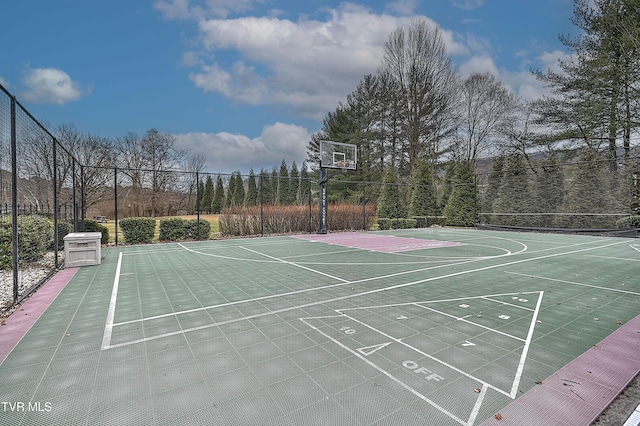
[1,228,639,425]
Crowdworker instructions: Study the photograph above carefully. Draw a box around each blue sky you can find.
[1,0,575,173]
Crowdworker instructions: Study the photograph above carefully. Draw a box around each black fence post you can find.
[10,95,18,305]
[80,164,85,231]
[196,171,200,240]
[53,136,59,266]
[114,167,118,246]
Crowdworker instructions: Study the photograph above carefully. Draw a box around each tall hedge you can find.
[0,214,53,269]
[119,217,156,244]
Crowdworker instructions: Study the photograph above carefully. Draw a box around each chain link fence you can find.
[1,85,81,313]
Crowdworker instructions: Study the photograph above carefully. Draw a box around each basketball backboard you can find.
[319,140,357,170]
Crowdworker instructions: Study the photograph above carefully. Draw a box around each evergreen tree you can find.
[439,162,456,216]
[559,150,615,228]
[245,169,258,206]
[443,161,477,227]
[409,162,434,218]
[288,161,300,205]
[195,180,204,213]
[225,174,235,208]
[298,162,311,206]
[232,171,245,207]
[377,164,406,218]
[259,168,271,205]
[481,157,504,215]
[276,159,289,205]
[211,174,225,213]
[270,167,279,205]
[492,153,532,226]
[532,158,565,227]
[201,175,214,214]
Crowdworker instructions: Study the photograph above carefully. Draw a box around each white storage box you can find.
[63,232,102,267]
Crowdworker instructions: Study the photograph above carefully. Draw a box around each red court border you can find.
[0,268,78,365]
[480,313,640,425]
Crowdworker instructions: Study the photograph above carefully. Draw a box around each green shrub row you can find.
[159,218,210,241]
[615,215,640,229]
[83,219,110,245]
[0,214,53,269]
[119,217,157,244]
[377,216,446,230]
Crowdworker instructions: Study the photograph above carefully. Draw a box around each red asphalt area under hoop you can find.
[0,268,78,365]
[292,232,463,253]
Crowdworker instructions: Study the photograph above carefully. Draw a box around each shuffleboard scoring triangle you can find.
[356,341,392,356]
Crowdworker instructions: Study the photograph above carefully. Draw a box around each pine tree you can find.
[211,174,225,213]
[443,161,476,227]
[492,153,532,226]
[559,150,615,228]
[288,161,300,205]
[298,162,311,206]
[409,162,434,218]
[377,164,406,218]
[276,159,289,205]
[481,157,504,215]
[532,158,564,227]
[195,180,204,213]
[245,169,258,206]
[201,175,214,214]
[259,168,271,205]
[232,171,245,207]
[225,174,235,208]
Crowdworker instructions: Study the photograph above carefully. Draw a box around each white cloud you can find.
[21,67,90,105]
[0,76,8,88]
[174,122,310,173]
[386,0,418,16]
[458,55,499,78]
[154,0,265,20]
[185,4,467,120]
[451,0,485,11]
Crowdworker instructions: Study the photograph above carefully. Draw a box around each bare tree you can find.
[380,18,458,175]
[116,132,146,216]
[453,72,517,163]
[140,129,186,217]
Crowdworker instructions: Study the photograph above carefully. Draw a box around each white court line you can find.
[336,291,542,312]
[101,251,123,350]
[511,290,544,398]
[583,254,640,262]
[112,249,497,326]
[468,384,489,425]
[299,317,469,426]
[413,304,527,343]
[103,239,626,348]
[630,244,640,254]
[505,272,640,296]
[239,246,350,283]
[481,296,535,312]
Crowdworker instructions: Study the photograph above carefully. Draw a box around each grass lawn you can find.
[102,214,220,243]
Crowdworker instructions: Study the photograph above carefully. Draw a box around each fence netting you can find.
[1,86,81,312]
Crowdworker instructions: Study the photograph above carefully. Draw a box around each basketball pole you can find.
[318,166,345,234]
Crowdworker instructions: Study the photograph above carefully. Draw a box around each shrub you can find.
[0,214,53,269]
[159,218,187,241]
[119,217,156,244]
[185,219,211,241]
[615,215,640,229]
[83,219,109,244]
[377,218,417,230]
[54,220,74,249]
[411,216,427,228]
[159,217,211,241]
[219,204,375,237]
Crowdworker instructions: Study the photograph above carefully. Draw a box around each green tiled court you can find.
[1,228,639,425]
